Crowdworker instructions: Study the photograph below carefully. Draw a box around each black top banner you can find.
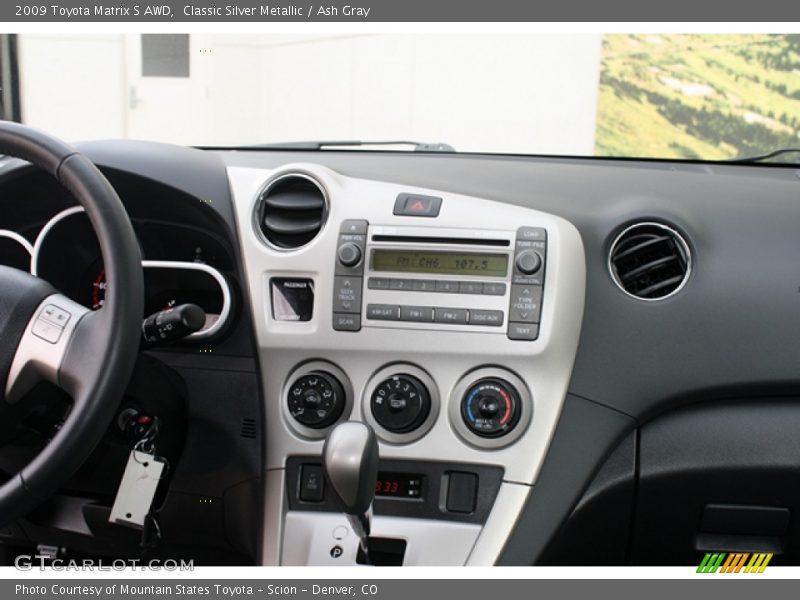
[3,0,800,22]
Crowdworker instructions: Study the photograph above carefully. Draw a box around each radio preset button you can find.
[509,285,542,323]
[468,309,504,327]
[366,304,400,320]
[435,280,459,293]
[333,276,362,314]
[400,306,435,322]
[389,278,414,291]
[458,281,483,294]
[411,279,437,292]
[482,282,507,296]
[367,277,390,290]
[434,307,468,325]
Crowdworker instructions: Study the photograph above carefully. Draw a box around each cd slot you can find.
[371,234,509,247]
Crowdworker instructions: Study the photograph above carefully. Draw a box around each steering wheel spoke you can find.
[5,293,90,404]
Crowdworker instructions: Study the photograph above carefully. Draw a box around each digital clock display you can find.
[371,250,509,278]
[375,472,424,499]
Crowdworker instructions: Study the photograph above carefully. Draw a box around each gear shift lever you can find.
[322,421,379,562]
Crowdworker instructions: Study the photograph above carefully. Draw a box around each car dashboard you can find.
[0,140,799,566]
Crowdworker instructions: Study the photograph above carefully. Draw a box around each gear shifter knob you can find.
[322,421,379,559]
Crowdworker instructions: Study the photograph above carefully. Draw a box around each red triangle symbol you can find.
[410,200,425,211]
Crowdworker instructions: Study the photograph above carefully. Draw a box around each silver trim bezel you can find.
[140,260,232,340]
[32,207,233,340]
[252,171,330,253]
[607,221,693,302]
[0,229,33,270]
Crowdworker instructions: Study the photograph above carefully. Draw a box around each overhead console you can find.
[227,163,586,565]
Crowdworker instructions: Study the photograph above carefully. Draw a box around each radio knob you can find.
[337,242,362,267]
[515,250,542,275]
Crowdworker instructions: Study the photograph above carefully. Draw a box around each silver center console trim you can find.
[226,163,586,566]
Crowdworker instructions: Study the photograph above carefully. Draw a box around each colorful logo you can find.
[697,552,773,573]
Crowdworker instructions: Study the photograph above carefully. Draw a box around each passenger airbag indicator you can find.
[271,278,314,322]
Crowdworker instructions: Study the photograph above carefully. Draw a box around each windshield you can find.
[7,33,800,160]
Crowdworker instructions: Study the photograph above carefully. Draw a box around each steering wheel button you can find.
[40,304,71,326]
[32,317,64,344]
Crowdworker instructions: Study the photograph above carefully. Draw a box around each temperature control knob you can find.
[370,374,431,433]
[287,371,346,429]
[461,378,521,437]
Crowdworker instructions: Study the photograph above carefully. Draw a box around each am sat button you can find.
[393,193,442,218]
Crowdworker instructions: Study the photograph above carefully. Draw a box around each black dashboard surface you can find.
[4,140,799,564]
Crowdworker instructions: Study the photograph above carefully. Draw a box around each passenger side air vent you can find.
[609,222,691,300]
[256,174,327,249]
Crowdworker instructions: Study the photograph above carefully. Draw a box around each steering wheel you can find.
[0,121,143,526]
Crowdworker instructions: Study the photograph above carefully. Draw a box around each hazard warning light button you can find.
[392,193,442,218]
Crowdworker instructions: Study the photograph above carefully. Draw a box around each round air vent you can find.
[255,174,327,249]
[608,222,691,300]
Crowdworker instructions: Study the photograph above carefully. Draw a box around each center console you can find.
[228,163,586,565]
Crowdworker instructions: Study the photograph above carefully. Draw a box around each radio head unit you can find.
[332,224,546,341]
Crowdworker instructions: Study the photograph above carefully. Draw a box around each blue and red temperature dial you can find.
[461,378,521,438]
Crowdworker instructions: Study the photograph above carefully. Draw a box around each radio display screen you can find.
[371,250,508,278]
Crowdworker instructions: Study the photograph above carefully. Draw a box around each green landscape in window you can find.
[596,34,800,160]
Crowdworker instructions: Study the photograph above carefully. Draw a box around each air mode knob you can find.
[461,378,521,438]
[287,371,346,429]
[337,242,362,267]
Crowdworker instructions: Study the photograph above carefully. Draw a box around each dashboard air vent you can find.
[609,222,691,300]
[256,175,327,249]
